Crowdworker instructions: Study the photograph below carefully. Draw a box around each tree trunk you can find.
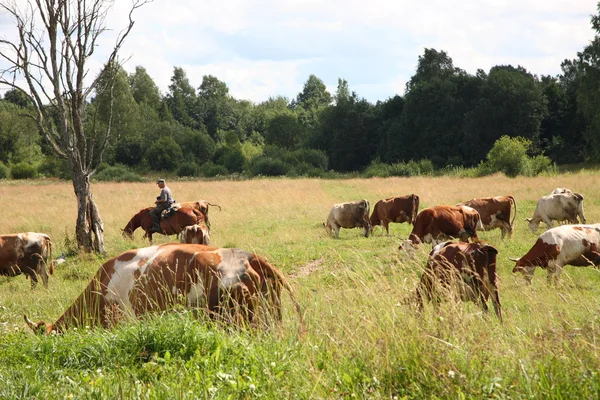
[73,170,105,254]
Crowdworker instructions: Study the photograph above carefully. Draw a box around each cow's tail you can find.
[508,195,517,230]
[257,258,305,335]
[411,194,420,224]
[41,234,54,276]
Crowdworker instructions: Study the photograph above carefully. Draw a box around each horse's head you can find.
[121,228,134,240]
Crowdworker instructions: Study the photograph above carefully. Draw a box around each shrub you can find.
[37,156,72,179]
[0,162,9,179]
[177,162,200,177]
[251,157,289,176]
[94,164,143,182]
[526,155,554,176]
[484,136,530,177]
[145,137,183,171]
[11,162,37,179]
[290,148,328,170]
[200,162,228,177]
[363,160,391,178]
[223,148,247,173]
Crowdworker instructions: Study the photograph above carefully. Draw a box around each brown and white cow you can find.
[510,224,600,285]
[370,194,419,235]
[0,232,53,288]
[180,200,222,232]
[24,244,303,333]
[324,199,371,238]
[180,223,211,245]
[398,205,481,251]
[456,196,516,239]
[415,241,501,320]
[527,192,586,232]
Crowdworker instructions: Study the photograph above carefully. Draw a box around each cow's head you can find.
[398,236,420,254]
[322,222,332,235]
[181,224,210,245]
[525,218,539,233]
[509,256,535,284]
[24,315,54,335]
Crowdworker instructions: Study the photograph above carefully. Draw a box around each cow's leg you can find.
[542,216,554,230]
[546,260,562,286]
[29,272,38,289]
[333,223,340,238]
[384,220,390,236]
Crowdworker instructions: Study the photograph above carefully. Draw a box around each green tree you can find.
[573,3,600,159]
[463,65,547,164]
[265,112,305,149]
[0,0,148,252]
[293,74,332,130]
[197,75,234,142]
[129,66,162,111]
[145,136,183,171]
[165,67,198,128]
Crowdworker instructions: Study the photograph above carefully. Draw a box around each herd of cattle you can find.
[0,187,595,333]
[325,187,594,321]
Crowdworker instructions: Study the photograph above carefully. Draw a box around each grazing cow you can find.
[324,199,371,238]
[456,196,516,239]
[0,232,53,288]
[510,224,600,284]
[181,223,211,245]
[180,200,222,231]
[370,194,420,235]
[415,241,501,320]
[551,188,572,195]
[527,192,586,232]
[24,244,303,334]
[399,206,481,251]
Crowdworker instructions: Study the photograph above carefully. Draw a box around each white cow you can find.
[324,199,371,238]
[511,224,600,284]
[527,192,586,232]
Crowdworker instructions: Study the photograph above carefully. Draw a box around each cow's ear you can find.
[479,244,497,255]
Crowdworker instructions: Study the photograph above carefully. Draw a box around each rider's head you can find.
[156,178,166,188]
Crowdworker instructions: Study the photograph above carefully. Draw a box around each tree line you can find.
[2,5,600,181]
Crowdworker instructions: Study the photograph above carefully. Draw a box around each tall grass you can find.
[2,174,600,398]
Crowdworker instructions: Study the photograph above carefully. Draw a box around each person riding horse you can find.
[150,179,174,233]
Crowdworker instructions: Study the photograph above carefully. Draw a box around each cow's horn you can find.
[524,218,531,222]
[23,314,36,331]
[508,256,521,262]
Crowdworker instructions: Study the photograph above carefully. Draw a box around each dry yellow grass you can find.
[3,173,600,397]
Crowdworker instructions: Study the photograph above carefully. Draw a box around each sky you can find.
[1,0,599,104]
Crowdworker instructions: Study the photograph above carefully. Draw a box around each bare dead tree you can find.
[0,0,149,253]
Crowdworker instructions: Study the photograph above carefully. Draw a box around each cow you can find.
[180,200,222,231]
[527,192,586,233]
[24,244,303,334]
[414,241,501,320]
[456,196,516,239]
[369,194,419,235]
[551,188,572,195]
[510,224,600,285]
[0,232,53,288]
[324,199,371,238]
[181,223,211,245]
[398,205,481,251]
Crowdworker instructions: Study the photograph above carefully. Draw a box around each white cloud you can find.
[0,0,597,103]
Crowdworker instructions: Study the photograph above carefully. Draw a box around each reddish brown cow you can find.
[399,205,481,251]
[25,244,303,333]
[415,241,502,320]
[370,194,419,235]
[0,232,53,288]
[456,196,516,239]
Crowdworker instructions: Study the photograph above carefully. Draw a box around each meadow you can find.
[2,173,600,399]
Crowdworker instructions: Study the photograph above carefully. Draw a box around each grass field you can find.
[2,173,600,398]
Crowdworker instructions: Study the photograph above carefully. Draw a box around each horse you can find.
[122,206,206,243]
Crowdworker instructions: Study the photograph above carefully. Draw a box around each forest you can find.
[1,7,600,181]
